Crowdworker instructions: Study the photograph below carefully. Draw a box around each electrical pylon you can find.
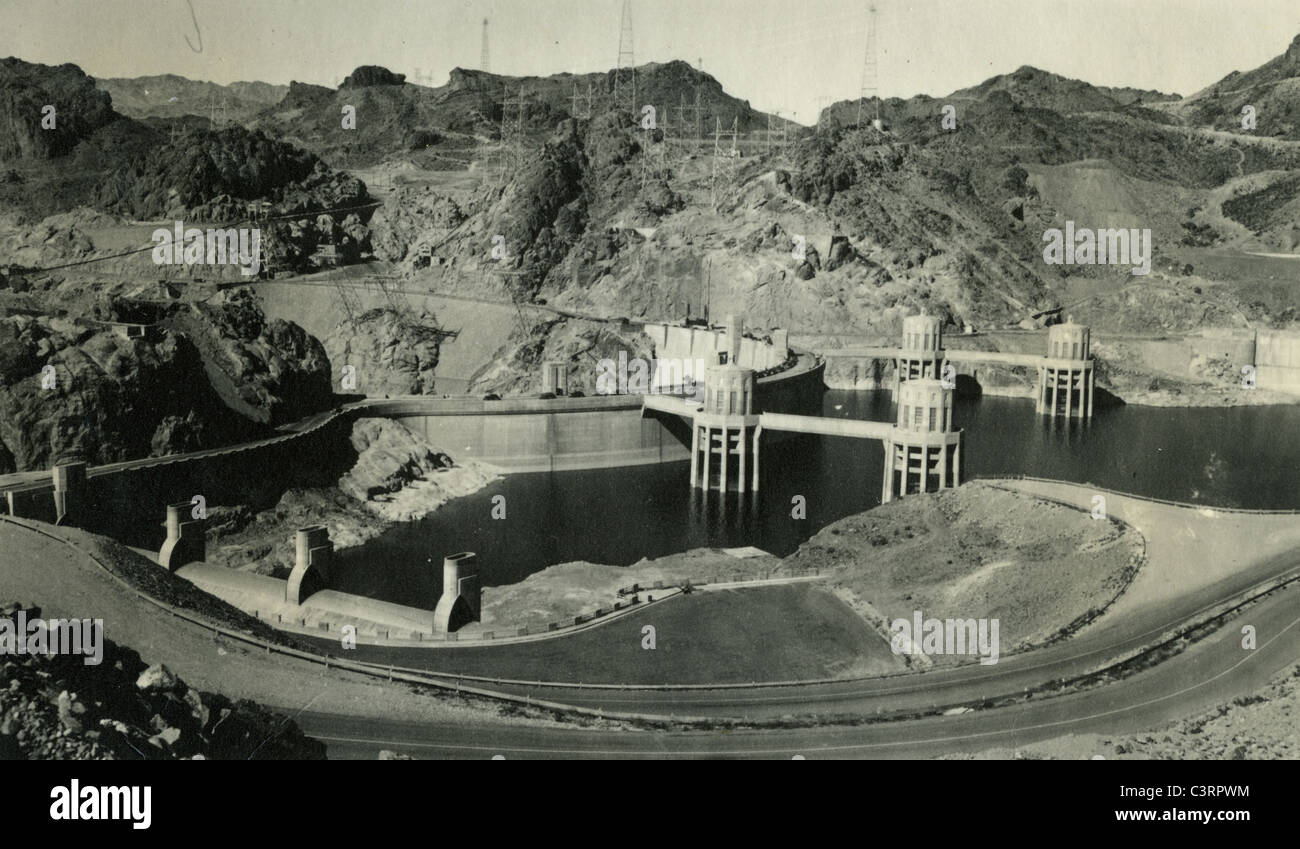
[710,116,739,210]
[571,81,595,120]
[481,18,491,72]
[856,4,880,129]
[498,85,528,181]
[614,0,636,120]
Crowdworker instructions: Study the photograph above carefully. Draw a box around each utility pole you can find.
[614,0,636,121]
[857,4,880,129]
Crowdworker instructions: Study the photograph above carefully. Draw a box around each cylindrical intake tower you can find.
[1038,320,1095,420]
[881,378,962,503]
[690,362,759,494]
[895,313,946,394]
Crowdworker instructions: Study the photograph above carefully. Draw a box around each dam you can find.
[8,310,1300,641]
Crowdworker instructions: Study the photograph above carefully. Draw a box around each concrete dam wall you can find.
[368,353,826,473]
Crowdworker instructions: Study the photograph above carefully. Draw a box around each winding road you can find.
[4,475,1300,758]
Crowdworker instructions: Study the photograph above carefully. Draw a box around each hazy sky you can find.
[2,0,1297,124]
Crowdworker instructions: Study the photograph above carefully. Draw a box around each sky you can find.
[1,0,1297,125]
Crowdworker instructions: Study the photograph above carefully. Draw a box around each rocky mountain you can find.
[250,61,799,172]
[322,306,442,396]
[948,66,1179,115]
[0,58,374,271]
[95,74,288,123]
[1174,33,1300,138]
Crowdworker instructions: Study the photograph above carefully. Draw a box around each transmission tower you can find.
[676,90,701,157]
[481,18,491,72]
[614,0,636,120]
[641,120,669,188]
[856,4,880,129]
[498,85,528,181]
[856,5,881,129]
[710,116,739,210]
[207,93,228,127]
[766,112,783,157]
[571,81,595,120]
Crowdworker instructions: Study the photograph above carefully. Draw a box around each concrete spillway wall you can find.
[1256,330,1300,394]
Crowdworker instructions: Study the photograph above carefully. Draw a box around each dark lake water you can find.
[330,390,1300,606]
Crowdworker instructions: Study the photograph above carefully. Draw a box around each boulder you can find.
[135,663,180,693]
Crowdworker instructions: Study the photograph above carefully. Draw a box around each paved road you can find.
[294,543,1300,720]
[299,584,1300,758]
[6,500,1300,759]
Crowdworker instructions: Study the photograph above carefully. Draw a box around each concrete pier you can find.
[158,501,206,572]
[881,378,962,503]
[286,525,333,605]
[51,462,87,526]
[433,552,481,633]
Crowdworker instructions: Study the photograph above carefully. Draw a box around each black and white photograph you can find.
[0,0,1295,818]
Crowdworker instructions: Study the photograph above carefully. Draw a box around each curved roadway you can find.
[5,481,1300,758]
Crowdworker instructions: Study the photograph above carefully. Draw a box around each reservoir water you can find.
[330,390,1300,606]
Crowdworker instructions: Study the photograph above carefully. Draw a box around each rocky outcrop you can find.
[204,419,498,574]
[98,125,327,220]
[0,58,117,159]
[323,307,441,396]
[341,66,407,88]
[468,318,654,397]
[188,289,334,426]
[0,293,332,472]
[369,188,464,263]
[0,603,325,760]
[339,418,452,501]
